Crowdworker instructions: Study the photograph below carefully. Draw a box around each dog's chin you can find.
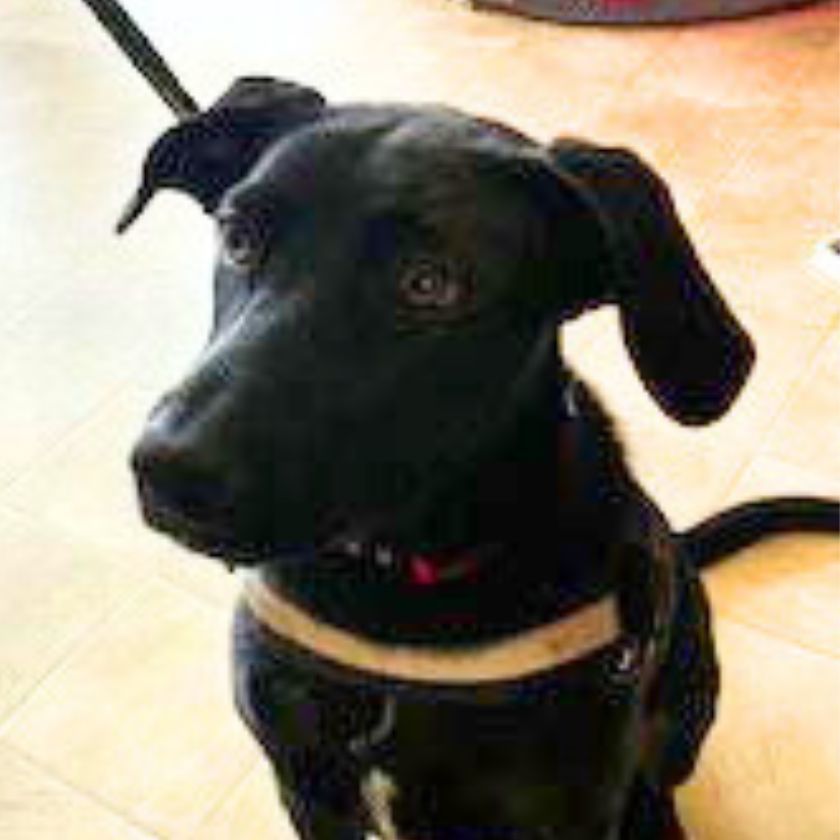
[138,502,319,569]
[137,480,482,570]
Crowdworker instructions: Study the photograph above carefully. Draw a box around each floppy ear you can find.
[118,76,325,232]
[546,139,755,426]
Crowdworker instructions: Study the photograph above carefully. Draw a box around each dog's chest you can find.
[368,698,548,813]
[235,615,632,837]
[352,686,630,840]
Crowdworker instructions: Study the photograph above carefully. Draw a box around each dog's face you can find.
[127,78,753,565]
[130,104,603,561]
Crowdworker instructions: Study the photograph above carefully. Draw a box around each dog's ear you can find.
[118,77,325,232]
[544,140,754,426]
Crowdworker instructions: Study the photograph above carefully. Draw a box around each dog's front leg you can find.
[279,785,366,840]
[619,779,686,840]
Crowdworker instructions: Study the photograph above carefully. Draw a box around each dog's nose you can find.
[131,432,237,524]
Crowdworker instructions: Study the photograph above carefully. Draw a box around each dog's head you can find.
[127,77,753,564]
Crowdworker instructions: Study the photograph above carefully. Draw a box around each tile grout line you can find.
[171,755,264,840]
[0,564,237,838]
[0,376,140,498]
[1,485,241,613]
[0,555,232,737]
[0,573,234,837]
[0,738,164,839]
[684,37,826,223]
[753,316,838,462]
[148,569,235,617]
[711,609,840,664]
[719,317,838,503]
[0,578,160,735]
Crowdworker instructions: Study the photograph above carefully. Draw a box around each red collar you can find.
[326,539,489,588]
[405,549,483,587]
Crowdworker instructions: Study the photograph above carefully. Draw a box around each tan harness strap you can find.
[241,571,621,684]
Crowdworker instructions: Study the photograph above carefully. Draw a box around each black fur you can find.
[126,78,839,839]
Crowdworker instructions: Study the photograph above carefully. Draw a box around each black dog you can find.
[125,78,838,839]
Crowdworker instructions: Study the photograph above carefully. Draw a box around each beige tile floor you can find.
[0,0,838,837]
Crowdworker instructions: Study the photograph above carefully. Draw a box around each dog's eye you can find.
[399,263,467,313]
[219,217,265,272]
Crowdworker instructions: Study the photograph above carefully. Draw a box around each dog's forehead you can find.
[244,105,539,207]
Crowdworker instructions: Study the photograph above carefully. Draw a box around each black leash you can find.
[77,0,199,119]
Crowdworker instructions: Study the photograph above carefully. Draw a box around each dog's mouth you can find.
[134,473,314,566]
[140,487,495,585]
[140,499,293,567]
[320,532,502,586]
